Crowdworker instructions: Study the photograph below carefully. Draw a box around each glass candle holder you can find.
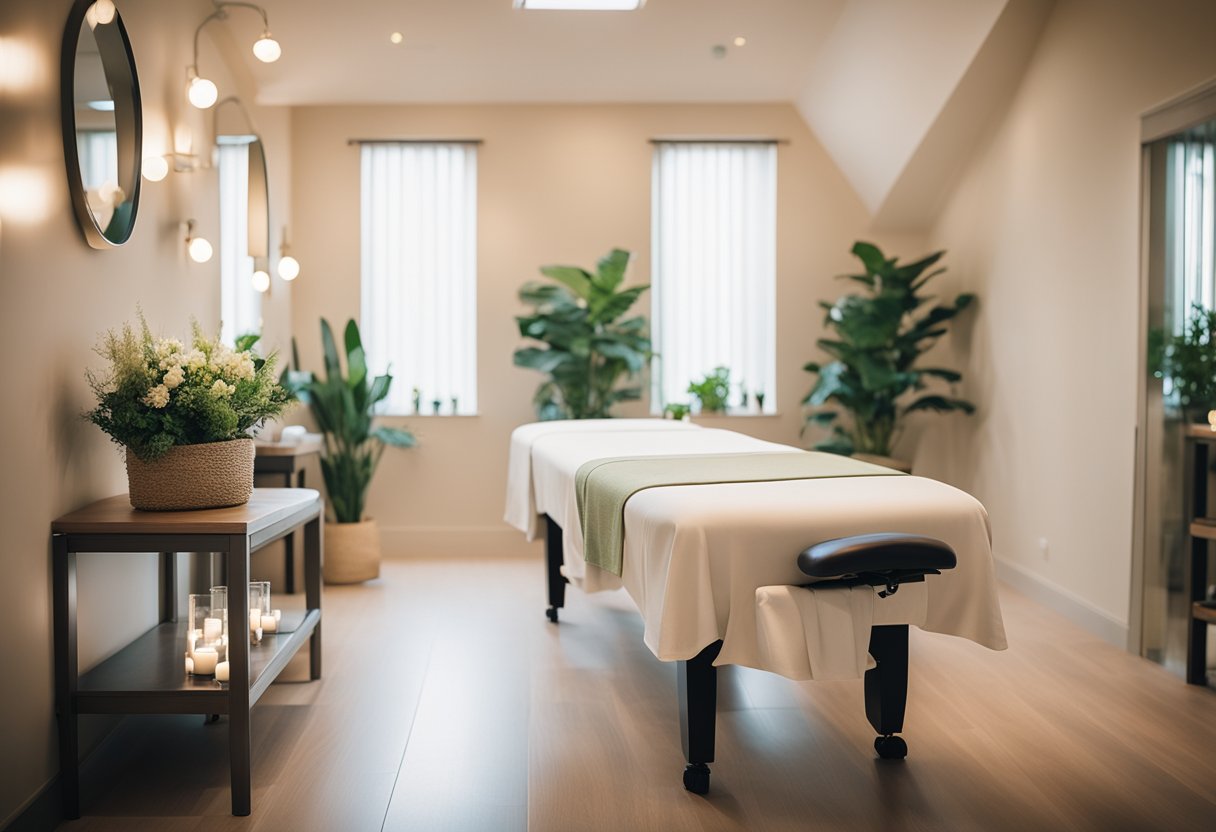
[253,580,278,633]
[248,582,266,644]
[208,585,230,660]
[186,593,223,677]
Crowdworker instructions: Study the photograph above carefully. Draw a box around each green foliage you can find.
[86,316,289,461]
[688,366,731,413]
[296,319,416,524]
[663,403,691,421]
[1150,304,1216,419]
[514,248,653,420]
[803,242,975,457]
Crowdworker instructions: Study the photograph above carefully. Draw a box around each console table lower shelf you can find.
[52,488,324,818]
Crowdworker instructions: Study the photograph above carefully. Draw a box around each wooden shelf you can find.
[1185,423,1216,440]
[1194,603,1216,625]
[1190,520,1216,540]
[76,609,318,715]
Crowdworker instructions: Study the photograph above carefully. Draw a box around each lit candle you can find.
[192,646,218,676]
[184,654,194,674]
[261,614,278,633]
[215,661,230,682]
[203,617,223,641]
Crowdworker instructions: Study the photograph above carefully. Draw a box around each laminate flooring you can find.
[57,558,1216,832]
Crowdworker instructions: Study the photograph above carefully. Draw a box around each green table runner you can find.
[575,452,904,576]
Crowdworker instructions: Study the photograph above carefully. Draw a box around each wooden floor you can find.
[59,559,1216,832]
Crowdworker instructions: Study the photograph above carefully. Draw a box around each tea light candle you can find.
[184,654,194,674]
[215,661,230,682]
[261,613,278,633]
[203,618,223,641]
[192,646,218,676]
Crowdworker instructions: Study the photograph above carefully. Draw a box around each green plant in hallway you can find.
[297,319,416,583]
[514,248,653,420]
[1150,304,1216,421]
[803,241,975,459]
[688,366,731,413]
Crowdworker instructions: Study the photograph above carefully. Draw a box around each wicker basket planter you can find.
[125,439,255,511]
[324,519,381,584]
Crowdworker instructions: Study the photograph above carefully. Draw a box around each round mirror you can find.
[246,138,270,261]
[61,0,142,248]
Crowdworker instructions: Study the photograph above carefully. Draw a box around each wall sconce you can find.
[277,228,299,281]
[142,152,200,181]
[252,259,271,293]
[188,2,281,110]
[184,219,213,263]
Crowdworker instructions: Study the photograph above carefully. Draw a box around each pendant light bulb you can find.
[277,255,300,281]
[251,269,271,293]
[91,1,116,26]
[188,236,213,263]
[142,155,169,182]
[187,74,218,109]
[252,33,281,63]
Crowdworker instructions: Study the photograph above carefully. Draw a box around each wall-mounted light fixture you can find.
[184,219,213,263]
[278,227,299,281]
[252,260,271,293]
[188,2,281,110]
[142,152,201,181]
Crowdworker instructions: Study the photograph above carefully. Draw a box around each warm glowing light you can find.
[253,33,281,63]
[733,36,747,47]
[251,270,271,292]
[142,156,169,182]
[187,75,218,109]
[91,1,116,25]
[0,167,55,224]
[390,32,404,44]
[277,255,300,281]
[0,36,45,95]
[188,236,213,263]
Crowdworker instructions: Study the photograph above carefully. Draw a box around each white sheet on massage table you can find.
[505,421,1007,671]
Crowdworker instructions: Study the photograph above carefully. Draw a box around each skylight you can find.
[514,1,645,10]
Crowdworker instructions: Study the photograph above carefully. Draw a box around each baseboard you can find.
[2,776,60,832]
[995,558,1130,649]
[378,525,540,558]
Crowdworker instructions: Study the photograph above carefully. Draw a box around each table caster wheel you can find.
[546,607,559,623]
[874,735,907,760]
[683,763,711,795]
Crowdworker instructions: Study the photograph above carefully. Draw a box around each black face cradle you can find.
[797,533,957,597]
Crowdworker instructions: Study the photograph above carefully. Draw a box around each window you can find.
[218,138,261,345]
[360,142,478,415]
[651,141,777,413]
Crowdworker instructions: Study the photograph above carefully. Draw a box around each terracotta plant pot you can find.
[125,438,254,511]
[324,519,381,584]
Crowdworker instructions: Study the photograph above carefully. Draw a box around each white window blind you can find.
[360,142,478,415]
[651,141,777,413]
[218,140,261,345]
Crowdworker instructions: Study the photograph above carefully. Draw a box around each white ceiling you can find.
[222,0,847,105]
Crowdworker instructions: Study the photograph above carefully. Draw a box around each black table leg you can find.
[866,625,910,759]
[544,515,567,623]
[226,534,252,816]
[284,472,297,594]
[159,552,177,623]
[305,515,323,680]
[679,640,721,795]
[1188,442,1210,685]
[53,536,80,819]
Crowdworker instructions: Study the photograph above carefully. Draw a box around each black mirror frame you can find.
[61,0,143,249]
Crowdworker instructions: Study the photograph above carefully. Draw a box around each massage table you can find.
[505,419,1006,794]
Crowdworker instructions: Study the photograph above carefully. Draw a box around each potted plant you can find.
[86,316,289,510]
[688,367,731,414]
[802,242,974,468]
[1150,304,1216,423]
[294,319,416,584]
[514,248,653,419]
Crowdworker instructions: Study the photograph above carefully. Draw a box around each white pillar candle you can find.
[184,654,194,674]
[250,607,262,631]
[192,646,218,676]
[215,661,230,682]
[261,614,278,633]
[203,618,223,641]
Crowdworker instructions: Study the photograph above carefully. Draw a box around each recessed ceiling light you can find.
[514,1,646,10]
[390,31,404,44]
[734,36,747,47]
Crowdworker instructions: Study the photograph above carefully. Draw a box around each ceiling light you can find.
[734,36,747,47]
[187,72,218,109]
[253,32,281,63]
[514,1,645,10]
[142,155,169,182]
[251,269,271,293]
[390,31,404,45]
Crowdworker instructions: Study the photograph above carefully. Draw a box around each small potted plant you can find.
[1150,304,1216,423]
[688,367,731,414]
[663,403,691,421]
[291,319,416,584]
[86,316,289,510]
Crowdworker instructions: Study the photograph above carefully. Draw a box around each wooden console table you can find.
[51,489,324,817]
[254,438,322,593]
[1186,424,1216,685]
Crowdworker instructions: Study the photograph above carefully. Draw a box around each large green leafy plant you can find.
[803,242,975,457]
[296,319,416,524]
[86,316,289,461]
[514,248,653,420]
[1150,304,1216,420]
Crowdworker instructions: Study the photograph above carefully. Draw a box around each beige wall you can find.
[289,102,929,557]
[926,0,1216,635]
[0,0,292,824]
